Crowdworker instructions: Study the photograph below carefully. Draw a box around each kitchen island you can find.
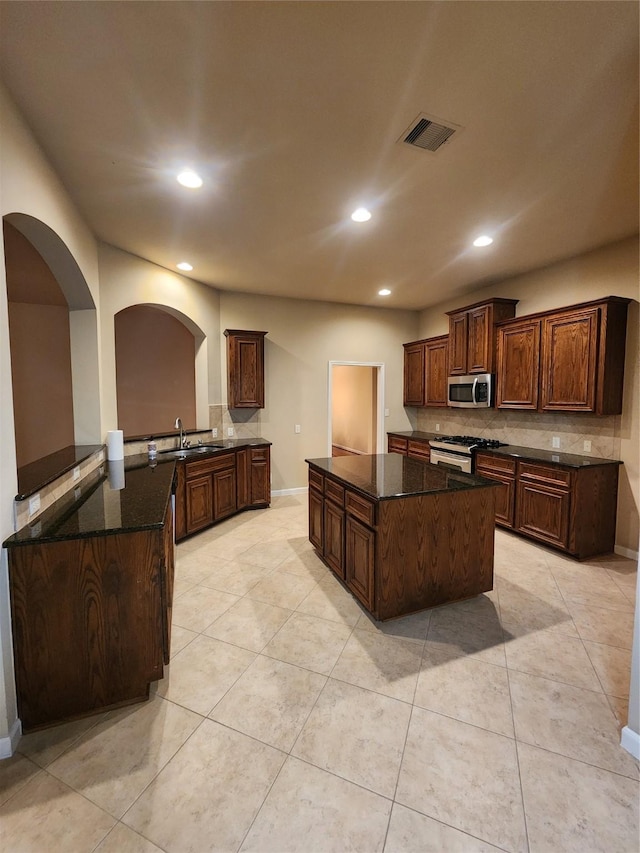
[307,454,498,620]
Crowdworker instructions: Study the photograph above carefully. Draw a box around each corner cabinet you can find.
[403,335,449,407]
[224,329,267,408]
[446,299,518,375]
[496,297,630,415]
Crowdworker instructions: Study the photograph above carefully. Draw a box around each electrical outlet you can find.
[295,424,301,434]
[212,428,218,438]
[73,466,80,481]
[227,427,234,437]
[435,423,440,432]
[583,440,592,452]
[28,494,40,517]
[552,436,560,449]
[384,408,390,417]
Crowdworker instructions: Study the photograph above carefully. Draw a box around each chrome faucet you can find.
[175,417,186,448]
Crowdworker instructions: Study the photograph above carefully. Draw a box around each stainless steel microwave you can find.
[447,373,494,408]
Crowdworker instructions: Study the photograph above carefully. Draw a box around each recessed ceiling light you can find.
[351,207,372,222]
[177,262,193,271]
[378,288,391,296]
[177,169,203,189]
[473,235,493,247]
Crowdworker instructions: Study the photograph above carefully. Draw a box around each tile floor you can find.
[1,494,638,852]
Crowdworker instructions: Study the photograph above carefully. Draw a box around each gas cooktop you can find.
[429,435,506,453]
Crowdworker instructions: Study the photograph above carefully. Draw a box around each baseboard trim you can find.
[621,725,640,760]
[615,545,639,561]
[0,718,22,759]
[271,487,308,497]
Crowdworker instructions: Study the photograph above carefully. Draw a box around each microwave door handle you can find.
[472,377,479,404]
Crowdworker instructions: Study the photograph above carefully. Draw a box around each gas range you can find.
[429,435,506,456]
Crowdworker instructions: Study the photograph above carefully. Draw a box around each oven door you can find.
[429,448,473,473]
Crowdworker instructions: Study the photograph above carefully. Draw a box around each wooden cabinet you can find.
[407,439,430,464]
[496,297,629,415]
[7,501,174,731]
[236,448,249,510]
[387,434,408,455]
[345,515,375,610]
[224,329,267,408]
[403,335,449,407]
[446,299,518,375]
[475,452,517,528]
[185,474,214,533]
[249,445,271,507]
[516,462,571,551]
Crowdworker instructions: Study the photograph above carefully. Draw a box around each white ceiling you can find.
[1,1,638,311]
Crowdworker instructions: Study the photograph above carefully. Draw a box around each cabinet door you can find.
[467,306,491,373]
[185,475,214,534]
[324,501,345,579]
[475,453,516,528]
[309,486,323,550]
[387,435,408,455]
[496,319,541,409]
[407,439,430,464]
[345,516,375,610]
[161,502,175,664]
[424,336,449,406]
[448,312,469,374]
[540,308,599,412]
[236,449,249,510]
[403,342,426,406]
[250,446,271,506]
[225,330,266,408]
[516,480,570,550]
[213,468,237,521]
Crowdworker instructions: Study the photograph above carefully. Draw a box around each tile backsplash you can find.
[416,408,621,460]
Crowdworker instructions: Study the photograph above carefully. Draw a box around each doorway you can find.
[328,362,385,456]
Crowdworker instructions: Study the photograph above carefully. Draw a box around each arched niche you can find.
[114,304,206,437]
[3,214,101,463]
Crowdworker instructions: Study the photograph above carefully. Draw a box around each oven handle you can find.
[472,376,479,405]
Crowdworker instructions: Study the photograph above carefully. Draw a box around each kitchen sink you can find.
[158,444,225,458]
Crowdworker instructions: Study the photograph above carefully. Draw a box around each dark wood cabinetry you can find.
[403,335,449,407]
[446,299,518,375]
[388,434,408,455]
[224,329,267,408]
[475,452,516,528]
[387,433,431,463]
[496,297,629,415]
[516,462,571,550]
[345,515,375,610]
[8,501,174,731]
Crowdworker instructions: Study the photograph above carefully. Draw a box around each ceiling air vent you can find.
[400,113,462,153]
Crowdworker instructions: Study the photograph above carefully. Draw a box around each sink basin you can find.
[158,443,225,458]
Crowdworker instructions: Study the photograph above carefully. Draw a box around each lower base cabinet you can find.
[345,515,375,610]
[475,453,516,528]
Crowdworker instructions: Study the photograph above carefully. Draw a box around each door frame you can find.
[327,361,385,456]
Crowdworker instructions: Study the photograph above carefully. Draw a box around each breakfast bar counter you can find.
[306,454,498,620]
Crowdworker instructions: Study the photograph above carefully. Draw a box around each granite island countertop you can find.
[306,453,498,501]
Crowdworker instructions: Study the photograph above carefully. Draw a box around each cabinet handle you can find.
[472,377,479,404]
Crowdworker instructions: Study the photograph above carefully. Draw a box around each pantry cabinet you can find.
[446,299,518,375]
[402,334,449,407]
[224,329,267,408]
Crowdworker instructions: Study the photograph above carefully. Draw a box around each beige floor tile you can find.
[553,570,634,612]
[385,803,503,852]
[0,771,115,851]
[175,551,231,583]
[607,694,629,729]
[416,647,514,737]
[273,550,329,582]
[568,602,635,649]
[204,597,292,652]
[210,655,326,751]
[427,596,506,667]
[123,720,285,853]
[331,627,423,703]
[494,562,561,598]
[246,570,317,609]
[171,584,240,632]
[356,609,431,644]
[46,694,201,818]
[95,821,164,853]
[396,708,527,853]
[505,630,602,691]
[17,713,105,769]
[583,640,632,698]
[509,669,639,779]
[292,678,411,798]
[262,612,352,675]
[498,584,578,639]
[198,559,272,596]
[518,742,640,853]
[0,752,41,807]
[156,634,255,715]
[236,539,299,570]
[296,578,364,627]
[204,533,257,561]
[240,756,392,852]
[168,624,198,658]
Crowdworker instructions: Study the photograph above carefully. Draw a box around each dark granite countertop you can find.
[306,454,497,501]
[5,456,175,547]
[386,430,439,441]
[16,444,104,501]
[152,436,271,460]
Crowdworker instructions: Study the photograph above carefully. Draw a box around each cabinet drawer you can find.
[309,467,324,493]
[388,435,408,455]
[325,477,345,507]
[186,452,235,478]
[475,453,516,477]
[407,440,431,462]
[345,489,376,527]
[250,446,269,463]
[518,461,571,489]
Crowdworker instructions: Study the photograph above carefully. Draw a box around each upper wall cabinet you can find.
[224,329,267,408]
[403,335,449,408]
[496,297,630,415]
[446,299,518,375]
